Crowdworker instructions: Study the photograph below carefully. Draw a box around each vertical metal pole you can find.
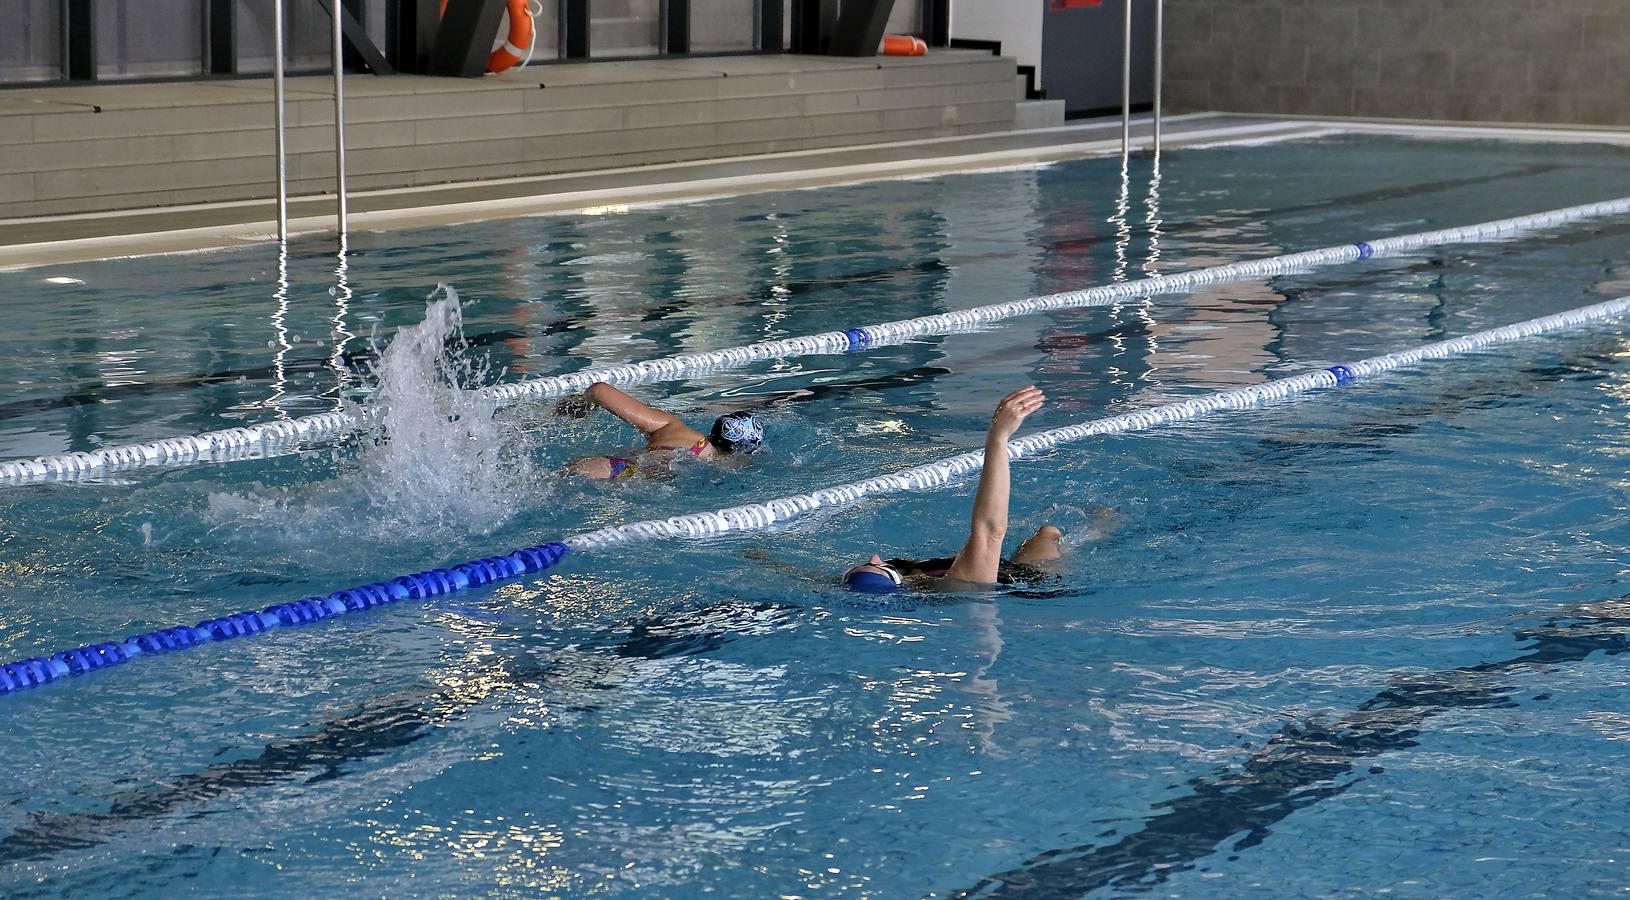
[332,0,349,236]
[1120,0,1132,156]
[1153,0,1164,155]
[273,0,288,242]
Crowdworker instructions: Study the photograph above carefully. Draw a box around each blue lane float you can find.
[0,542,570,697]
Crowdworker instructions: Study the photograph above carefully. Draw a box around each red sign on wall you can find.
[1047,0,1104,9]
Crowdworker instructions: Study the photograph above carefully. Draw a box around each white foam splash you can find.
[351,285,544,536]
[207,286,547,548]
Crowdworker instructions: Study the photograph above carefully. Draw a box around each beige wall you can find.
[950,0,1045,82]
[1163,0,1630,127]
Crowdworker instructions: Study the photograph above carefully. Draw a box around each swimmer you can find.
[558,381,763,480]
[843,385,1063,592]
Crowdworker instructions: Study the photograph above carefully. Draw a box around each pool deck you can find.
[3,112,1630,270]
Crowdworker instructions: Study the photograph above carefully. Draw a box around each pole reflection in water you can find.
[759,212,794,341]
[1106,149,1136,395]
[1137,155,1165,393]
[1142,154,1164,278]
[329,235,355,408]
[268,242,293,418]
[1109,151,1133,285]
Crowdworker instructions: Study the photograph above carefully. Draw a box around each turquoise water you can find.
[3,135,1630,895]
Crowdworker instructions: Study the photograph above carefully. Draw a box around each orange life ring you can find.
[880,34,926,56]
[487,0,534,73]
[439,0,534,74]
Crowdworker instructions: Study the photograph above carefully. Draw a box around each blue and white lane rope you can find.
[4,294,1628,697]
[5,195,1630,486]
[0,542,571,697]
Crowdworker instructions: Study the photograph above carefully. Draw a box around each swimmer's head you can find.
[709,412,765,455]
[843,554,902,593]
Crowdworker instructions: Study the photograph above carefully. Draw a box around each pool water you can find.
[3,134,1630,896]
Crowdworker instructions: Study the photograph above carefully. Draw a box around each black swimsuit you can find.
[887,556,1049,587]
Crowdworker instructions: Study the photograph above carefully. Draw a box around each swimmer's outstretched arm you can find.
[583,382,681,435]
[945,386,1045,585]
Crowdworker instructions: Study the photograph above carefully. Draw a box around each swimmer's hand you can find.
[554,394,596,418]
[1086,505,1121,541]
[989,385,1045,442]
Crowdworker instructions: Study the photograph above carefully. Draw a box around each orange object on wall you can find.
[880,34,927,56]
[440,0,534,73]
[1048,0,1104,9]
[485,0,534,73]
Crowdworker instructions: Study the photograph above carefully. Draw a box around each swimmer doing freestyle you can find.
[842,385,1064,592]
[559,381,764,479]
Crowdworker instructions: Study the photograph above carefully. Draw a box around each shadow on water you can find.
[953,603,1630,898]
[0,599,797,871]
[2,589,1626,889]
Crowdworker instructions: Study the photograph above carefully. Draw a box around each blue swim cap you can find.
[710,413,764,455]
[843,565,902,594]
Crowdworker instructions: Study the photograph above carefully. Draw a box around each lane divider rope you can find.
[5,196,1629,485]
[4,294,1627,697]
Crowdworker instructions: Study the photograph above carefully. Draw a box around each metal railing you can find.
[1122,0,1165,157]
[272,0,349,243]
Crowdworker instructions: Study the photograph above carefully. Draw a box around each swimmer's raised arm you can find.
[584,382,682,435]
[945,386,1044,585]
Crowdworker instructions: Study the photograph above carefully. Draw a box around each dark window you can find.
[1,0,63,82]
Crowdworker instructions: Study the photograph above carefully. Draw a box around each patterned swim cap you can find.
[709,413,764,454]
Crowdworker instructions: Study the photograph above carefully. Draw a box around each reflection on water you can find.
[329,236,356,408]
[268,242,293,418]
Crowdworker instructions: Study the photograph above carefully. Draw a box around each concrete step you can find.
[1015,73,1028,102]
[1014,99,1065,130]
[0,51,1023,217]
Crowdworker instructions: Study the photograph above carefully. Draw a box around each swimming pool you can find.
[4,133,1630,896]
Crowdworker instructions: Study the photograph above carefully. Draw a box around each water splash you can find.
[352,285,544,536]
[207,286,546,549]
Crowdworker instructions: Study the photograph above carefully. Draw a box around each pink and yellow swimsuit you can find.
[606,438,707,479]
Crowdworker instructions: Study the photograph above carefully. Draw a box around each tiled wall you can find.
[0,52,1016,219]
[1163,0,1630,126]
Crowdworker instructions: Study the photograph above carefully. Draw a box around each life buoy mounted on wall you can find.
[440,0,538,74]
[880,34,926,56]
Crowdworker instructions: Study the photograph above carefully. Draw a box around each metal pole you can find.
[1120,0,1132,157]
[273,0,288,242]
[331,0,349,236]
[1153,0,1164,155]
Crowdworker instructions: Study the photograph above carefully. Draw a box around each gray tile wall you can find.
[0,52,1017,219]
[1163,0,1630,126]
